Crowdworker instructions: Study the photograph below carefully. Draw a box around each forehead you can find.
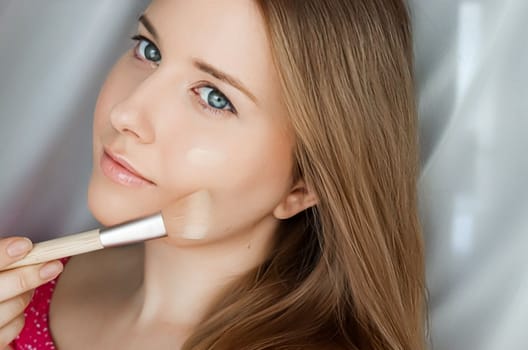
[144,0,278,106]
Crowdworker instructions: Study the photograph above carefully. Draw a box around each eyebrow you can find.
[138,14,160,43]
[193,60,258,103]
[138,13,258,104]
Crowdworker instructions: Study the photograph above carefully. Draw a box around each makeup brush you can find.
[0,190,212,271]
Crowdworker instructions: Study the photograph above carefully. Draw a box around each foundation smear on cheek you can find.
[181,189,212,240]
[185,148,225,167]
[180,148,222,239]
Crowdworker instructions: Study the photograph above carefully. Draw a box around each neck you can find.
[127,216,278,330]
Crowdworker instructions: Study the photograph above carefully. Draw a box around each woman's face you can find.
[88,0,296,244]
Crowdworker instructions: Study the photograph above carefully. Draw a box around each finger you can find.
[0,315,25,350]
[0,290,33,328]
[0,261,63,302]
[0,238,32,268]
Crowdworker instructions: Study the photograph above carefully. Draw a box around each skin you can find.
[36,0,317,349]
[0,238,63,350]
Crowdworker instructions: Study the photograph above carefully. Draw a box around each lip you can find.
[100,147,155,187]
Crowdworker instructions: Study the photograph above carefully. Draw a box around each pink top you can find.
[10,257,71,350]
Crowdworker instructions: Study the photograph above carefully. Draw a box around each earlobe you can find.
[273,181,318,220]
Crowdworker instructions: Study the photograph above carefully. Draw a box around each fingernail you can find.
[39,261,63,279]
[6,239,32,257]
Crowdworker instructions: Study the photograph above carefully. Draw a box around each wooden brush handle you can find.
[1,229,104,271]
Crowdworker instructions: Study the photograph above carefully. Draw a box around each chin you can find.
[87,182,123,226]
[87,174,160,227]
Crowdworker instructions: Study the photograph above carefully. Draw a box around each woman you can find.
[1,0,427,349]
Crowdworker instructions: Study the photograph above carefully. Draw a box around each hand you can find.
[0,237,63,348]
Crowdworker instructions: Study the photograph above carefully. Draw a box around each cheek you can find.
[233,131,295,213]
[159,121,295,239]
[161,116,294,196]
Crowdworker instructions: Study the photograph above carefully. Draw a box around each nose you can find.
[109,100,155,144]
[109,72,166,143]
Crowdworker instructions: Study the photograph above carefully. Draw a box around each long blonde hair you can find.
[184,0,427,349]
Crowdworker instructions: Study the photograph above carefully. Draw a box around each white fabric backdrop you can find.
[411,0,528,348]
[1,1,527,349]
[0,0,149,237]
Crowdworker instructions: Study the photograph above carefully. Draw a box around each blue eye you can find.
[130,35,236,117]
[131,35,161,65]
[194,86,237,115]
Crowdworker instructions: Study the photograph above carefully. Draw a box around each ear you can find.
[273,180,318,220]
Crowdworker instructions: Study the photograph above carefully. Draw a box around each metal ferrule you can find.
[99,213,167,247]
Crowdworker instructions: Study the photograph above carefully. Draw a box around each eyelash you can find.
[130,34,237,117]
